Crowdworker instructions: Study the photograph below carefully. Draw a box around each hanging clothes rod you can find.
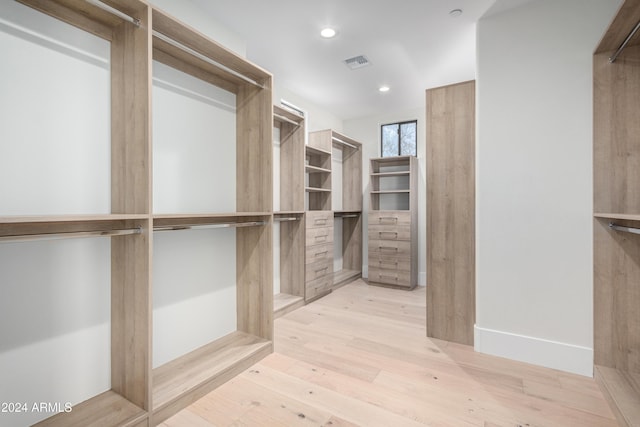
[273,114,301,127]
[0,227,142,244]
[154,221,266,232]
[153,31,265,90]
[85,0,140,27]
[609,20,640,63]
[336,214,359,218]
[274,217,300,222]
[331,136,357,149]
[609,222,640,235]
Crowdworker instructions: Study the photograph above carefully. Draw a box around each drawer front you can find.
[306,211,334,229]
[368,225,411,241]
[368,211,411,226]
[306,259,333,282]
[305,275,333,300]
[305,242,333,265]
[368,256,411,272]
[368,267,411,287]
[368,239,411,258]
[306,227,333,245]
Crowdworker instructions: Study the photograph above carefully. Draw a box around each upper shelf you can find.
[371,171,411,177]
[595,1,640,54]
[306,145,332,157]
[594,213,640,221]
[273,105,304,126]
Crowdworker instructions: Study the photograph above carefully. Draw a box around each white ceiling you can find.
[190,0,525,120]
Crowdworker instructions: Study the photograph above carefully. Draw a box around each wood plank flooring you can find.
[160,280,617,426]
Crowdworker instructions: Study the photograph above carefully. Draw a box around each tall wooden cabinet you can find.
[426,81,475,346]
[593,1,640,425]
[1,1,273,426]
[305,130,363,301]
[368,156,418,289]
[273,105,305,317]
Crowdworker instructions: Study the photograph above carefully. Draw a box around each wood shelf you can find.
[371,190,411,194]
[0,214,149,239]
[594,365,640,427]
[594,213,640,221]
[274,211,304,215]
[371,171,411,177]
[273,106,304,125]
[32,391,146,427]
[306,164,331,174]
[306,187,331,193]
[305,145,332,157]
[152,331,272,423]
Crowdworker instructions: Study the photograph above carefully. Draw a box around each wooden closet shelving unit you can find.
[368,156,418,290]
[273,105,306,317]
[593,1,640,425]
[3,1,274,426]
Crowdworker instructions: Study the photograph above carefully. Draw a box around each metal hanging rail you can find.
[609,222,640,235]
[154,221,266,232]
[609,20,640,63]
[273,114,301,127]
[85,0,140,27]
[0,227,142,243]
[331,136,358,149]
[153,31,265,90]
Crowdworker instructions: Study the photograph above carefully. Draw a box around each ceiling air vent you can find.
[344,55,370,70]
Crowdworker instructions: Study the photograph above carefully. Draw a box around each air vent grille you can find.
[344,55,370,70]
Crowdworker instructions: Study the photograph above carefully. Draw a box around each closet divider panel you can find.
[426,81,475,346]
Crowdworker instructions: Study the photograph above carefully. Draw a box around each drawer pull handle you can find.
[315,267,328,273]
[379,231,398,238]
[379,246,398,251]
[314,219,327,224]
[379,217,398,222]
[379,261,398,267]
[379,274,398,281]
[315,250,328,256]
[315,235,328,242]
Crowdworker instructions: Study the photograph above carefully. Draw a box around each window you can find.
[381,120,417,157]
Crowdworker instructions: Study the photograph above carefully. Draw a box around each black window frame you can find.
[380,120,417,157]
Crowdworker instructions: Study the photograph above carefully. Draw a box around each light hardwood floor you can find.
[160,280,617,426]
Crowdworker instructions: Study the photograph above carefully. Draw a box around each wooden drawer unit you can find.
[306,259,333,282]
[305,242,333,265]
[369,256,411,272]
[368,225,411,241]
[368,211,411,226]
[306,226,333,245]
[368,239,411,258]
[306,211,333,229]
[368,267,412,288]
[305,275,333,301]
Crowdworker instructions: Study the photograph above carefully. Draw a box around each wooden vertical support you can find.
[110,3,152,413]
[426,80,476,346]
[236,79,273,340]
[342,142,363,212]
[342,214,362,272]
[409,156,419,288]
[279,120,305,212]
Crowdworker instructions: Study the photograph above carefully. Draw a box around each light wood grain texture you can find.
[278,216,305,299]
[594,4,640,422]
[162,281,617,427]
[32,391,147,427]
[338,213,362,285]
[426,80,475,345]
[368,156,418,290]
[274,293,305,319]
[152,332,272,424]
[275,105,305,212]
[595,365,640,427]
[595,0,640,54]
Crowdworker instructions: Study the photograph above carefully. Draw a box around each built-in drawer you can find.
[305,275,332,300]
[305,242,333,265]
[368,225,411,241]
[368,267,411,288]
[306,227,333,245]
[368,256,411,272]
[368,239,411,258]
[368,211,411,226]
[306,259,333,282]
[306,211,333,229]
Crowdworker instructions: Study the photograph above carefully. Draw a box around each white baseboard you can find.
[474,325,593,377]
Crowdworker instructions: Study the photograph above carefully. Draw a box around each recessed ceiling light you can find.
[320,28,336,38]
[379,86,390,93]
[449,9,463,18]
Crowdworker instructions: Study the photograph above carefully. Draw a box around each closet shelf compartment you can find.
[152,331,271,422]
[32,391,146,427]
[305,145,332,157]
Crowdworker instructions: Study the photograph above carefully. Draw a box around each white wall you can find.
[475,0,621,376]
[344,108,426,286]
